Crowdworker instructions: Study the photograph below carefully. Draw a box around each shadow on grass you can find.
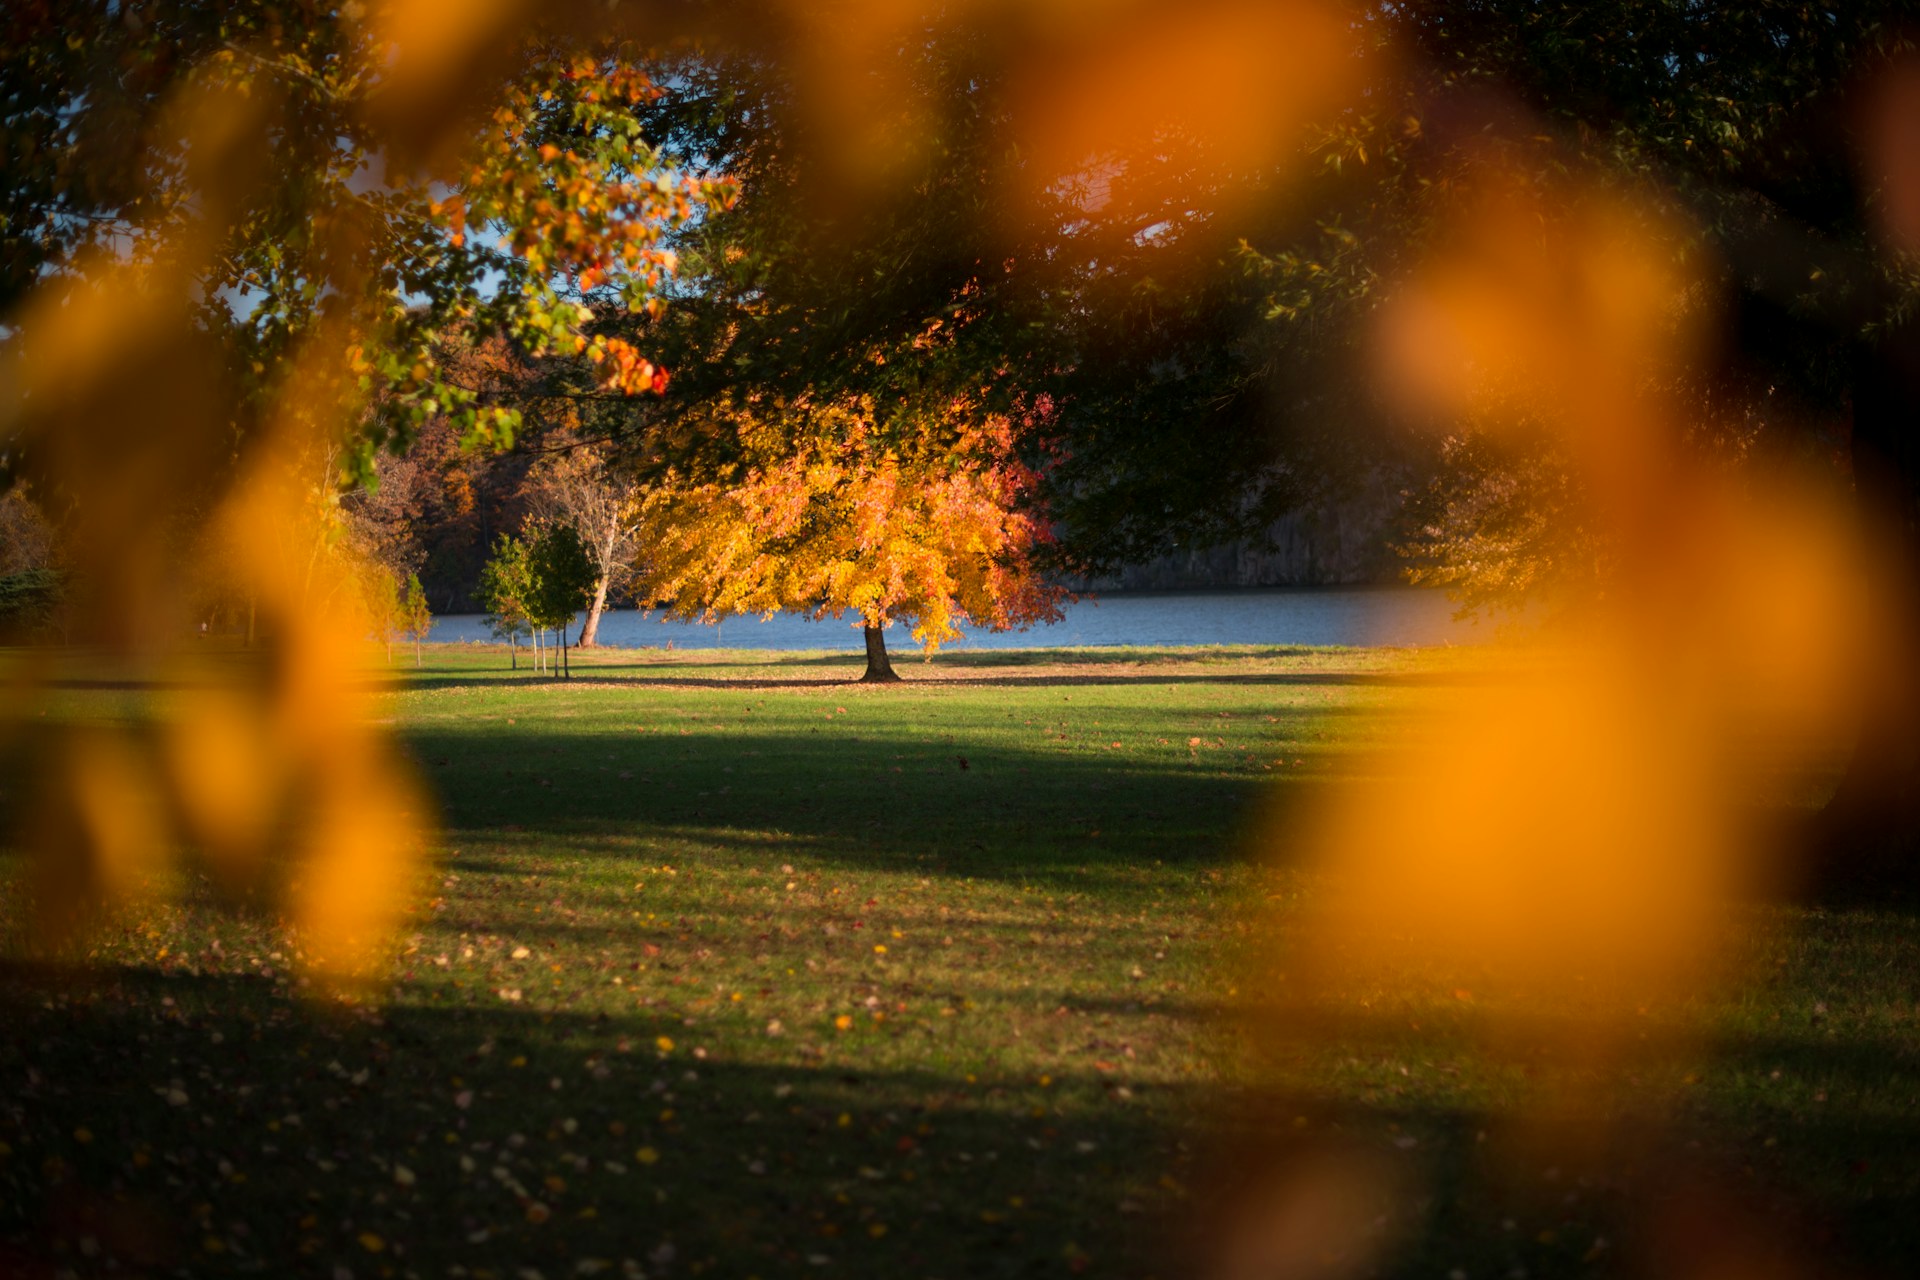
[9,961,1918,1280]
[438,645,1347,671]
[387,668,1490,694]
[376,640,1496,693]
[0,964,1201,1279]
[402,722,1332,883]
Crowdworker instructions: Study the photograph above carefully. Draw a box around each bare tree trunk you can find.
[861,624,901,683]
[414,636,422,668]
[510,633,517,671]
[581,519,618,646]
[579,574,610,647]
[561,624,571,680]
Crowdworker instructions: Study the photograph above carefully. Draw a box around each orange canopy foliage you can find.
[634,394,1063,648]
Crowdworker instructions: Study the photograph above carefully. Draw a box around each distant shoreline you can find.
[426,585,1478,652]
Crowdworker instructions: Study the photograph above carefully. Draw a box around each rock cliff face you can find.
[1069,490,1405,591]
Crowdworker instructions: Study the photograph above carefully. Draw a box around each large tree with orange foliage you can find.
[633,391,1063,681]
[609,37,1071,681]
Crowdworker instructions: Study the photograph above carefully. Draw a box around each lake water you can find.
[427,587,1488,651]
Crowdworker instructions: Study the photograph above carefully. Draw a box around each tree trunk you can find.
[861,623,901,683]
[414,636,422,668]
[562,624,571,680]
[581,519,617,646]
[510,633,517,671]
[578,574,609,647]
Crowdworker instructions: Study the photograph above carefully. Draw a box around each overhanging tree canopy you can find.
[0,2,729,977]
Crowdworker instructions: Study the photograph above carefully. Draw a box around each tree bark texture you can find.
[578,573,610,647]
[578,519,618,647]
[861,624,901,683]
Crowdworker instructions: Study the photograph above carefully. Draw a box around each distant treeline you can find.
[402,470,1409,609]
[0,568,66,639]
[1070,489,1404,592]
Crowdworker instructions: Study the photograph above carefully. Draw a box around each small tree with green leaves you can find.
[477,535,536,672]
[528,523,598,680]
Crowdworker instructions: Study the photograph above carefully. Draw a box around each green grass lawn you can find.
[3,642,1917,1278]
